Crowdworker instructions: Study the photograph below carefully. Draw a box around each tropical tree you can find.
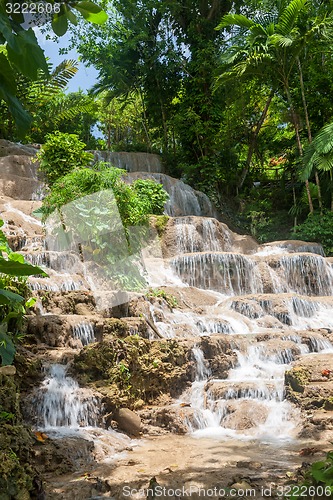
[216,0,333,211]
[0,0,107,134]
[302,122,333,210]
[0,220,46,365]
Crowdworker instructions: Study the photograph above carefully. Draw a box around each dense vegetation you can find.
[0,221,45,366]
[2,0,333,249]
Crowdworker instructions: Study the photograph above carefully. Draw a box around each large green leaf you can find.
[73,1,107,24]
[7,28,49,80]
[4,94,31,135]
[0,12,15,43]
[0,331,16,366]
[0,52,16,94]
[0,289,24,305]
[216,13,255,31]
[0,53,32,134]
[0,259,47,277]
[276,0,308,36]
[52,13,69,36]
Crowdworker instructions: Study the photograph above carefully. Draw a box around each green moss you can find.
[0,375,38,499]
[73,335,189,409]
[150,215,169,236]
[102,318,129,338]
[145,288,178,309]
[285,366,310,393]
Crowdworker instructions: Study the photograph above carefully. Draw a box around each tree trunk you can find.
[238,90,274,190]
[297,56,323,214]
[284,80,314,213]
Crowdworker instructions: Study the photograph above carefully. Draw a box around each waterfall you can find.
[72,322,95,346]
[278,254,333,296]
[5,145,333,447]
[37,364,100,430]
[171,253,263,295]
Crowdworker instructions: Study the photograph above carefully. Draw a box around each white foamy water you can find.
[72,322,95,346]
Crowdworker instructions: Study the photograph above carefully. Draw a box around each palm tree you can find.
[302,122,333,210]
[217,0,333,211]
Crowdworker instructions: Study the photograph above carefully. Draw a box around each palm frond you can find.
[311,122,333,155]
[51,99,96,125]
[301,146,318,180]
[49,60,78,89]
[254,12,278,28]
[216,14,255,31]
[276,0,308,36]
[270,33,294,47]
[313,154,333,172]
[250,24,268,38]
[301,121,333,179]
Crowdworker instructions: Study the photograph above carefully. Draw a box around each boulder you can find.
[0,365,16,376]
[113,408,142,436]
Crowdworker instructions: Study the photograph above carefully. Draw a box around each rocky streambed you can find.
[1,139,333,499]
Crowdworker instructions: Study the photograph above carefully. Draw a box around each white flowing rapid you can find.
[3,150,333,446]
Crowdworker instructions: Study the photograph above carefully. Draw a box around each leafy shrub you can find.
[289,450,333,499]
[0,220,44,365]
[41,162,169,227]
[37,131,94,185]
[145,288,178,309]
[132,179,169,215]
[292,211,333,256]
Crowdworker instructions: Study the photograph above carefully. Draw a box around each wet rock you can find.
[230,480,254,491]
[0,365,16,375]
[161,216,234,257]
[286,353,333,429]
[26,314,72,347]
[199,336,237,378]
[222,400,269,430]
[38,291,96,315]
[139,405,192,434]
[73,337,192,408]
[114,408,142,436]
[236,461,262,470]
[262,240,324,256]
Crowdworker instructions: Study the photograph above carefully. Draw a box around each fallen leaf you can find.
[34,431,48,443]
[299,447,319,456]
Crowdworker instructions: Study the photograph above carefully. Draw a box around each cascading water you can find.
[38,364,100,430]
[153,217,333,440]
[4,148,333,450]
[72,322,95,346]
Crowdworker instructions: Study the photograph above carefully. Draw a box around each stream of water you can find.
[5,167,333,458]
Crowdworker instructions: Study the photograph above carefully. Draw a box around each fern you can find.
[276,0,308,35]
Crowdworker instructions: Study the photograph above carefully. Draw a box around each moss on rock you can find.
[0,373,40,499]
[285,366,310,393]
[73,335,191,409]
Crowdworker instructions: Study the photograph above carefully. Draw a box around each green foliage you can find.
[0,409,14,422]
[145,288,178,309]
[0,220,45,365]
[289,451,333,499]
[41,161,169,227]
[152,215,170,236]
[37,131,94,186]
[293,211,333,255]
[132,179,169,216]
[0,0,107,134]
